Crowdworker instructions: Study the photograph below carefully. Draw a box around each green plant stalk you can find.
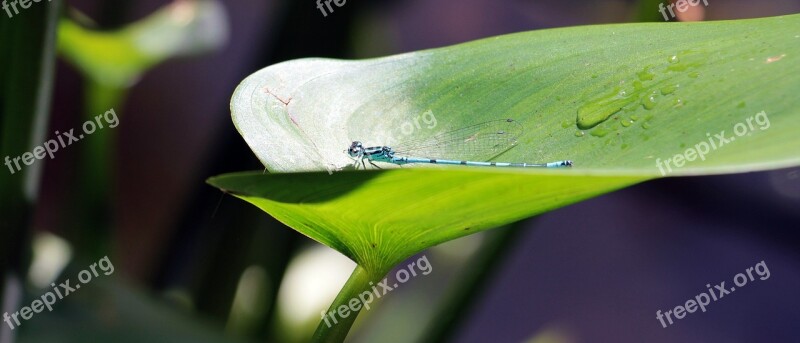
[82,80,124,241]
[0,0,61,319]
[311,265,382,343]
[63,79,125,265]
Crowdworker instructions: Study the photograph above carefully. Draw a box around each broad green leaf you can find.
[217,14,800,275]
[209,170,643,273]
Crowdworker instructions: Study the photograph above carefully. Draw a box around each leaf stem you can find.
[311,265,378,343]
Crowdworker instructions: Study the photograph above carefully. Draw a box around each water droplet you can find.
[576,88,636,129]
[642,122,652,129]
[660,84,679,95]
[575,131,585,137]
[591,127,611,137]
[668,55,680,63]
[688,71,699,78]
[673,98,684,107]
[561,120,572,128]
[621,120,633,127]
[642,93,658,110]
[737,101,746,108]
[618,90,628,97]
[630,115,639,121]
[621,143,629,150]
[637,66,655,81]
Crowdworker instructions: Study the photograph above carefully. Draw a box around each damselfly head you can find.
[347,141,364,157]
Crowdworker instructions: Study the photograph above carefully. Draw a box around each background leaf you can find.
[18,279,251,343]
[59,0,228,87]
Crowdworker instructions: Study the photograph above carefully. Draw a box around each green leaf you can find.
[231,14,800,176]
[218,13,800,342]
[58,0,228,87]
[209,170,643,272]
[56,1,228,261]
[220,13,800,268]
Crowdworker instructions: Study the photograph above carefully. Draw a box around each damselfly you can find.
[346,119,572,169]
